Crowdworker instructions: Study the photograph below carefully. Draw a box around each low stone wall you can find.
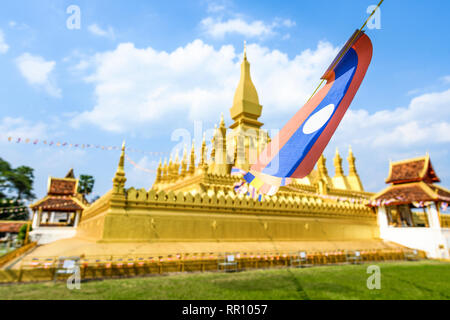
[0,242,37,268]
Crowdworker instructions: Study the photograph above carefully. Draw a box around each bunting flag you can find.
[441,202,448,211]
[0,206,28,214]
[125,154,156,173]
[237,31,373,197]
[6,136,168,156]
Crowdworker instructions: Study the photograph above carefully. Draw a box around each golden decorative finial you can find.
[317,154,329,178]
[243,40,247,60]
[220,112,225,128]
[348,145,357,175]
[181,145,187,177]
[168,154,175,180]
[155,158,162,184]
[334,147,344,177]
[163,158,168,177]
[174,149,180,177]
[200,133,207,166]
[112,140,127,193]
[189,140,196,174]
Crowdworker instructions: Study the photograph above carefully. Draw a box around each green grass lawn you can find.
[0,260,449,300]
[0,247,15,257]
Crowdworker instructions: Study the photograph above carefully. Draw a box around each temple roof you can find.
[48,177,78,196]
[0,221,26,233]
[30,170,87,212]
[371,155,448,206]
[371,182,450,206]
[30,196,86,212]
[385,155,440,184]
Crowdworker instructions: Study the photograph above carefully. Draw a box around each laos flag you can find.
[238,31,373,196]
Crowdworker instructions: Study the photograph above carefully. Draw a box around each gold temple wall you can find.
[77,188,379,243]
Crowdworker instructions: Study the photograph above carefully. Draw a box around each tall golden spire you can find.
[155,158,162,184]
[112,141,127,193]
[230,42,263,130]
[174,149,180,177]
[333,147,344,176]
[168,155,174,181]
[189,140,196,174]
[210,125,217,162]
[200,133,207,167]
[162,158,168,182]
[348,145,357,175]
[181,145,187,177]
[317,154,329,178]
[331,147,350,190]
[346,145,364,191]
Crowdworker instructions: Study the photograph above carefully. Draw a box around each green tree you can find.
[77,175,95,197]
[17,224,32,242]
[0,158,13,198]
[0,157,35,221]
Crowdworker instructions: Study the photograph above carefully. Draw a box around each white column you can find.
[427,202,441,229]
[74,211,81,227]
[377,206,389,234]
[36,208,42,228]
[32,210,39,229]
[49,212,55,223]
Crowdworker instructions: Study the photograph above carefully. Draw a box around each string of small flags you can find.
[0,199,19,205]
[6,136,168,156]
[125,155,156,174]
[0,206,28,214]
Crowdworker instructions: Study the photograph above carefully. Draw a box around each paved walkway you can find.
[10,237,404,268]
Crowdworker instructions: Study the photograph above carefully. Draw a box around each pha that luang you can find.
[71,50,389,254]
[31,49,400,258]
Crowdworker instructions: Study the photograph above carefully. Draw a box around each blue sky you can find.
[0,0,449,200]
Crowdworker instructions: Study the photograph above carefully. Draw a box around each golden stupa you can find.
[29,48,397,259]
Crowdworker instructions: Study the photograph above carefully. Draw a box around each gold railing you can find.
[0,248,425,284]
[0,242,37,268]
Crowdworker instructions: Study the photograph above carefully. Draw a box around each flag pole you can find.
[307,0,384,102]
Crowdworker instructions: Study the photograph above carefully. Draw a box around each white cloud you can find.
[15,53,61,97]
[325,88,450,190]
[126,155,158,189]
[200,16,295,39]
[0,117,48,141]
[71,39,338,133]
[441,75,450,84]
[0,29,9,54]
[88,24,115,39]
[336,89,450,148]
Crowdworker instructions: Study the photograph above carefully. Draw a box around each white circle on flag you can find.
[302,104,335,134]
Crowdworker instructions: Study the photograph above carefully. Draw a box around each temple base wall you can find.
[78,209,379,243]
[77,189,379,244]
